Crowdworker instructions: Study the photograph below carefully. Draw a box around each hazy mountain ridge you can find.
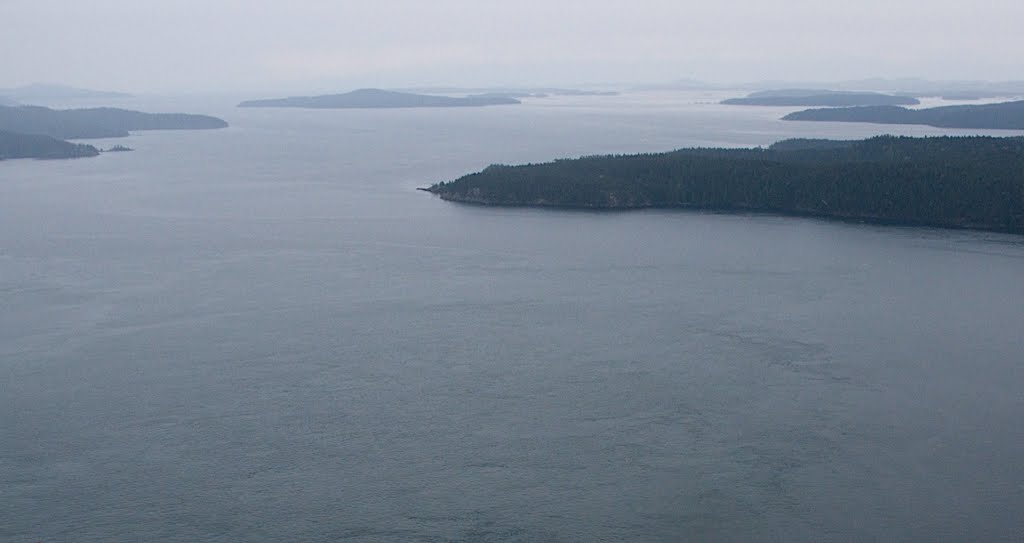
[238,88,521,109]
[723,89,919,107]
[397,86,619,97]
[0,83,131,102]
[627,77,1024,97]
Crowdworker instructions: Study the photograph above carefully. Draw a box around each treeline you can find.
[0,130,99,160]
[426,136,1024,234]
[0,105,228,139]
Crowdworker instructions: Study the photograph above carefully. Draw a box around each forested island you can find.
[0,105,228,139]
[783,100,1024,129]
[723,89,919,107]
[424,136,1024,234]
[0,104,226,159]
[0,130,99,160]
[238,88,521,109]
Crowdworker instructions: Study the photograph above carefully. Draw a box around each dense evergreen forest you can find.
[0,105,228,139]
[426,136,1024,234]
[0,130,99,160]
[783,100,1024,129]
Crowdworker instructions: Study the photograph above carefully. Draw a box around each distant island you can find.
[399,87,619,98]
[0,105,228,139]
[0,83,131,103]
[0,130,99,160]
[723,89,919,107]
[783,100,1024,129]
[238,88,521,109]
[823,78,1024,100]
[0,104,226,160]
[424,136,1024,234]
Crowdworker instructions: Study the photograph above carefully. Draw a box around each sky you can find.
[2,0,1023,93]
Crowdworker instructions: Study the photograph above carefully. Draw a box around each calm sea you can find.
[2,92,1023,542]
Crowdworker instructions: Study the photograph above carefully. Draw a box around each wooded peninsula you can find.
[0,105,228,160]
[0,130,99,160]
[783,100,1024,129]
[0,105,228,140]
[424,136,1024,234]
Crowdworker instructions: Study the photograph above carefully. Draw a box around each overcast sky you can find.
[3,0,1022,93]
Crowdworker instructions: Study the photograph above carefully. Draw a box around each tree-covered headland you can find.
[426,136,1024,234]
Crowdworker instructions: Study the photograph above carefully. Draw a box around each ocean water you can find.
[2,92,1024,542]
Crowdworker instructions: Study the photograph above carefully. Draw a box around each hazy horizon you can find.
[3,0,1023,94]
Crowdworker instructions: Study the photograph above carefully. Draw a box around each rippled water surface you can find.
[3,93,1023,542]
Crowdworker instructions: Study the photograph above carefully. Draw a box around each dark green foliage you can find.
[0,130,99,160]
[0,105,228,139]
[238,88,521,109]
[783,100,1024,129]
[766,139,858,152]
[427,136,1024,234]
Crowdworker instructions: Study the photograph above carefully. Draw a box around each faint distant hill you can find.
[722,89,919,107]
[0,130,99,160]
[238,88,521,109]
[630,78,716,91]
[399,86,618,98]
[0,105,228,139]
[832,78,1024,99]
[0,83,131,102]
[731,78,1024,100]
[783,100,1024,129]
